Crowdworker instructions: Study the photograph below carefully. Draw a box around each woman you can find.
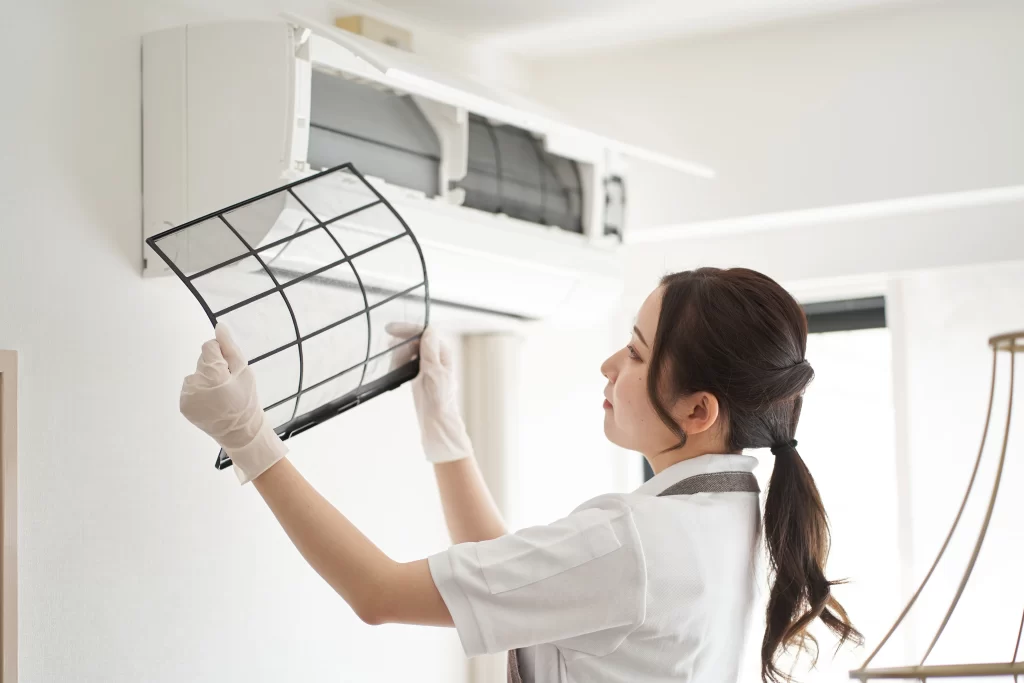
[180,267,860,683]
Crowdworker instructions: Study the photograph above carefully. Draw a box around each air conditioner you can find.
[141,15,713,330]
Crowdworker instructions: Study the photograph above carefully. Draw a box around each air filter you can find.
[146,164,429,470]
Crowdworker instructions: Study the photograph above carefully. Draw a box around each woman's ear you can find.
[673,392,720,436]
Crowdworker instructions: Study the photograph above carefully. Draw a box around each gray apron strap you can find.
[507,469,758,682]
[508,649,523,683]
[657,470,760,497]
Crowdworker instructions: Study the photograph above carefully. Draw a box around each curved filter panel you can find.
[147,163,430,469]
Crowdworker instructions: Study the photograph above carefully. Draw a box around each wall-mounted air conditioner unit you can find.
[142,15,714,330]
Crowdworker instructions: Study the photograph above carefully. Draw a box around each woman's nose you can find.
[601,353,617,381]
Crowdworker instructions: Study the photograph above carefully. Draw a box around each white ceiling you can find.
[370,0,924,57]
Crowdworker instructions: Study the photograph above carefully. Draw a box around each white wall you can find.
[512,318,641,532]
[0,1,532,682]
[620,197,1024,313]
[528,0,1024,232]
[521,0,1024,321]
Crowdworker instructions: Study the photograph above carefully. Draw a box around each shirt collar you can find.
[634,453,760,496]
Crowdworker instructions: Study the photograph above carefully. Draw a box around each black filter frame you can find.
[146,163,430,470]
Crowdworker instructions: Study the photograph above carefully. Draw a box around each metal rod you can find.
[852,661,1024,679]
[1012,604,1024,683]
[989,330,1024,347]
[919,348,1015,665]
[855,349,1000,672]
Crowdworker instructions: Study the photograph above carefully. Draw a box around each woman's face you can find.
[600,287,680,456]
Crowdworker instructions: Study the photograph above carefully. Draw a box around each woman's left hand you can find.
[179,324,287,484]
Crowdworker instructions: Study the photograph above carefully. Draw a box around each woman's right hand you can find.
[385,323,473,464]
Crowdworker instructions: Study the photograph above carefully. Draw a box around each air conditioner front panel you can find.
[185,21,297,219]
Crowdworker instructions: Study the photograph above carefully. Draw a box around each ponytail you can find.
[761,428,862,682]
[647,268,862,682]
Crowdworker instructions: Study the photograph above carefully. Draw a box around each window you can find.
[790,298,900,682]
[804,296,886,333]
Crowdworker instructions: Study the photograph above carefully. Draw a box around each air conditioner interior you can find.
[457,114,583,234]
[307,70,626,238]
[309,69,442,197]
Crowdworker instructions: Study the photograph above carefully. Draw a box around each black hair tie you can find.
[770,439,798,456]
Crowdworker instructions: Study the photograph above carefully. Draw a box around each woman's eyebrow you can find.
[633,325,649,347]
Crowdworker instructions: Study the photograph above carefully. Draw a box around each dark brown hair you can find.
[647,268,862,683]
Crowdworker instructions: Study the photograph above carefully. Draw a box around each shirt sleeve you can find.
[427,501,647,658]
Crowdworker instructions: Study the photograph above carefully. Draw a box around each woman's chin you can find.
[602,416,624,448]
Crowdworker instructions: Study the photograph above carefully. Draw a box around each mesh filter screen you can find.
[147,164,429,469]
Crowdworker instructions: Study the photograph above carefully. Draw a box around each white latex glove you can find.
[180,324,288,484]
[386,323,473,464]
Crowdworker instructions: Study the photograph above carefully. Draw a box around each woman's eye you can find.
[627,345,640,360]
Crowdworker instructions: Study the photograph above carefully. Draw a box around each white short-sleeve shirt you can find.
[428,453,761,683]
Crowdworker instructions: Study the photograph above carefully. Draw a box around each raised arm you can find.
[386,324,507,543]
[252,457,452,626]
[178,324,451,626]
